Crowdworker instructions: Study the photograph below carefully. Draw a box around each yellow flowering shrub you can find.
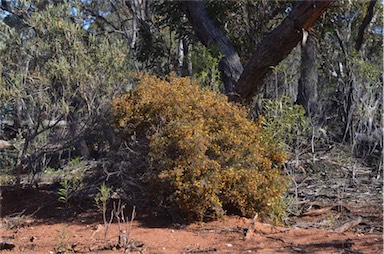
[113,73,288,222]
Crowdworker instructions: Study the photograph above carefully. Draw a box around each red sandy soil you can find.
[1,186,383,254]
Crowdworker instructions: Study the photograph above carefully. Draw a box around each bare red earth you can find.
[0,186,382,254]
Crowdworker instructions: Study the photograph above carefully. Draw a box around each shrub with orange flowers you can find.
[113,74,288,223]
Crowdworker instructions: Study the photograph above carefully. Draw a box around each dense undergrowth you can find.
[113,74,288,223]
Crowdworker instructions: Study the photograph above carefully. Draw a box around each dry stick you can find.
[104,209,114,241]
[245,214,258,240]
[334,217,362,232]
[90,224,103,240]
[126,206,136,243]
[311,121,316,165]
[118,205,127,249]
[114,200,128,248]
[114,200,123,229]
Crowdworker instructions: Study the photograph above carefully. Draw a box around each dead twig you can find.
[125,205,136,245]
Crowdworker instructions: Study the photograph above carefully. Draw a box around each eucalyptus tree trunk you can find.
[186,41,192,75]
[177,34,192,76]
[180,0,333,102]
[128,0,152,71]
[355,0,377,52]
[130,2,139,71]
[297,33,318,116]
[235,1,333,102]
[178,1,243,96]
[178,35,184,76]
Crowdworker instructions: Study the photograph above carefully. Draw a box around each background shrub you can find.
[113,74,288,223]
[260,96,312,153]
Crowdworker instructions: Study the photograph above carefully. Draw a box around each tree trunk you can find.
[185,38,193,76]
[177,34,192,76]
[297,33,318,116]
[127,0,153,71]
[130,0,139,71]
[235,1,333,102]
[177,35,184,76]
[355,0,377,52]
[178,1,243,95]
[180,0,333,102]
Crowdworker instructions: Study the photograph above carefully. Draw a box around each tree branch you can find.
[235,1,334,102]
[355,0,377,52]
[178,0,243,95]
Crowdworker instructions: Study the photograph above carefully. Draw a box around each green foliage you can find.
[0,174,14,185]
[317,2,382,160]
[57,176,84,208]
[0,1,132,179]
[94,182,112,240]
[41,167,64,183]
[260,96,312,153]
[57,179,74,207]
[57,158,86,207]
[94,182,112,213]
[54,225,73,254]
[68,157,82,168]
[113,74,288,223]
[192,46,222,91]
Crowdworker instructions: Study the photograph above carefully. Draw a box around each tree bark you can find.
[177,35,184,76]
[178,1,243,95]
[127,0,152,71]
[180,1,333,102]
[297,33,318,116]
[355,0,377,52]
[235,1,333,102]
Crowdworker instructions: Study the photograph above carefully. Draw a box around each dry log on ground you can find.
[334,217,363,232]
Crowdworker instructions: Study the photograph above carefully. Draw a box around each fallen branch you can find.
[334,217,362,232]
[266,236,287,243]
[301,207,333,217]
